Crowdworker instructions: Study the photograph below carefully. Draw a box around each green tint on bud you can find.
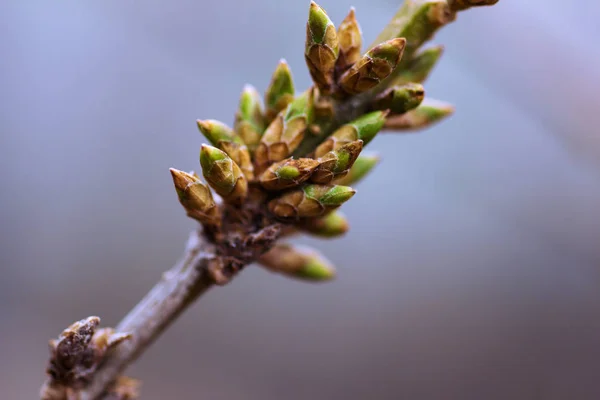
[298,211,349,238]
[199,145,248,204]
[392,1,453,61]
[305,1,339,94]
[372,83,425,115]
[259,157,320,191]
[196,120,242,147]
[314,110,387,158]
[254,89,314,173]
[218,141,254,181]
[335,7,362,74]
[234,85,265,151]
[169,168,220,226]
[311,140,363,184]
[338,38,406,95]
[268,184,355,220]
[259,244,336,282]
[383,99,454,131]
[264,60,295,124]
[396,45,444,84]
[335,154,380,185]
[449,0,499,12]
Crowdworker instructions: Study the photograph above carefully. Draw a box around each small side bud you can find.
[200,145,248,205]
[268,184,355,220]
[259,157,320,191]
[335,7,362,74]
[383,99,454,131]
[315,110,387,158]
[334,154,380,185]
[311,140,363,184]
[259,244,336,282]
[372,83,425,115]
[254,89,314,173]
[338,38,406,95]
[265,60,295,123]
[170,168,220,226]
[196,119,242,146]
[234,85,265,151]
[396,45,444,84]
[305,1,339,94]
[299,211,349,238]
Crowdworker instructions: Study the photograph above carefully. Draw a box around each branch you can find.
[41,2,500,399]
[80,230,218,399]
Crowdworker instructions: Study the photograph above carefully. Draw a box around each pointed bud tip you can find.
[169,168,195,188]
[301,257,336,281]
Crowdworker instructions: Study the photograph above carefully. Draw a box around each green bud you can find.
[449,0,499,11]
[268,184,355,220]
[299,211,349,238]
[338,38,406,95]
[218,141,254,181]
[311,140,363,184]
[199,145,248,204]
[305,1,339,94]
[197,120,242,147]
[234,85,265,151]
[383,99,454,131]
[259,157,320,191]
[391,1,452,62]
[335,154,380,185]
[314,110,388,158]
[264,59,295,123]
[335,7,362,74]
[259,244,336,282]
[372,83,425,115]
[396,45,444,84]
[254,89,314,173]
[169,168,220,226]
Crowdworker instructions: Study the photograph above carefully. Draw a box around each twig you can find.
[79,231,217,399]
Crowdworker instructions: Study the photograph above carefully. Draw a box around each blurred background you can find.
[2,1,600,399]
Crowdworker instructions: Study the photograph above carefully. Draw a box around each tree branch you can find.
[79,230,218,400]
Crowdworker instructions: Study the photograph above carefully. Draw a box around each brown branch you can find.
[79,230,218,399]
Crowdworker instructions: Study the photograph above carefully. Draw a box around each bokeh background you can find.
[2,1,600,399]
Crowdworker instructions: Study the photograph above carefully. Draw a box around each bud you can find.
[299,211,349,238]
[259,157,320,191]
[170,168,220,225]
[234,85,265,151]
[196,119,242,146]
[314,110,387,158]
[311,140,363,184]
[218,141,254,181]
[372,83,425,115]
[383,99,454,131]
[199,145,248,205]
[305,1,339,94]
[334,154,380,185]
[254,89,314,172]
[335,7,362,74]
[396,45,443,84]
[259,244,336,281]
[449,0,499,11]
[268,184,355,220]
[338,38,406,95]
[390,1,453,61]
[264,59,295,123]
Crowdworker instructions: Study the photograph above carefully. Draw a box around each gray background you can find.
[2,1,600,399]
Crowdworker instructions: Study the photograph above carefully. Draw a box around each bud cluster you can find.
[169,0,498,283]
